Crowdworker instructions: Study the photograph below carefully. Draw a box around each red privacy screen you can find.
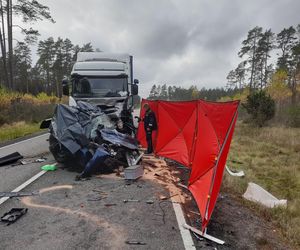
[137,99,239,230]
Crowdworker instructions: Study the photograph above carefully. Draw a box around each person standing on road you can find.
[143,103,157,154]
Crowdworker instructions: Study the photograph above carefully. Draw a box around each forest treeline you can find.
[148,84,240,101]
[0,0,99,96]
[147,24,300,126]
[0,36,97,96]
[227,25,300,105]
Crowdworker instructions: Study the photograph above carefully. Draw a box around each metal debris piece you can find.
[123,199,140,203]
[1,208,28,225]
[0,192,38,198]
[125,240,146,245]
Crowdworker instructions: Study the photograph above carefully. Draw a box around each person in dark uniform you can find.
[143,103,157,154]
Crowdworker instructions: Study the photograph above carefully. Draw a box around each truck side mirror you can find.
[62,79,69,96]
[131,84,138,95]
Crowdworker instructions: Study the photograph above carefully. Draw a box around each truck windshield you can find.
[73,77,128,97]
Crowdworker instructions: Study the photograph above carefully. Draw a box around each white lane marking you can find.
[0,170,47,205]
[0,133,49,150]
[171,201,196,250]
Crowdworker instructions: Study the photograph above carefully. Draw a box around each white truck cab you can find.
[62,52,139,133]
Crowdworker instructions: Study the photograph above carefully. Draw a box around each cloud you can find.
[16,0,300,97]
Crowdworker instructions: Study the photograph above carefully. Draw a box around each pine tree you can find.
[13,41,31,92]
[226,61,247,90]
[36,37,55,94]
[148,84,157,99]
[160,84,168,100]
[0,0,54,90]
[238,26,263,91]
[256,29,275,89]
[276,25,299,104]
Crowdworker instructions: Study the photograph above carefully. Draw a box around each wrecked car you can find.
[47,101,142,179]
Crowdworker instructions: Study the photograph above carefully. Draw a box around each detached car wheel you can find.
[49,135,73,164]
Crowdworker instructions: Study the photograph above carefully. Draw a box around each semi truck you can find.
[62,52,139,133]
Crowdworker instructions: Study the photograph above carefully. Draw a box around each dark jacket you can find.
[143,110,157,131]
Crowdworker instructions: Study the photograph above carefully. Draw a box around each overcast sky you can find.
[17,0,300,97]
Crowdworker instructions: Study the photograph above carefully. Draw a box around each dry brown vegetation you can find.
[224,122,300,247]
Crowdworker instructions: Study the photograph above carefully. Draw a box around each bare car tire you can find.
[49,134,73,164]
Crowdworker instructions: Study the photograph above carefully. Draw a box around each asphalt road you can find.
[0,125,194,249]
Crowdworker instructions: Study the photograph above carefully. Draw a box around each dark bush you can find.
[243,91,275,127]
[0,102,56,125]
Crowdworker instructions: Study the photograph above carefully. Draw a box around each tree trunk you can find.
[0,0,9,88]
[291,74,297,105]
[250,35,257,92]
[0,28,9,87]
[6,0,13,90]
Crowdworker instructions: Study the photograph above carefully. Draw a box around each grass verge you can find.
[223,121,300,247]
[0,122,44,143]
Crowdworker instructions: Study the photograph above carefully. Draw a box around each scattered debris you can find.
[243,182,287,208]
[192,231,204,241]
[35,158,47,163]
[125,240,146,245]
[124,165,144,180]
[104,203,117,207]
[183,223,225,245]
[0,192,38,198]
[159,195,168,201]
[123,199,140,203]
[0,152,23,166]
[190,211,201,216]
[1,208,28,225]
[87,197,103,201]
[41,164,57,171]
[92,190,108,195]
[177,183,189,190]
[146,200,154,204]
[20,160,28,165]
[225,165,245,177]
[75,175,90,181]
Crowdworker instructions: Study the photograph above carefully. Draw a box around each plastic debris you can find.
[243,182,287,208]
[41,164,57,171]
[225,165,245,177]
[1,208,28,225]
[0,152,23,166]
